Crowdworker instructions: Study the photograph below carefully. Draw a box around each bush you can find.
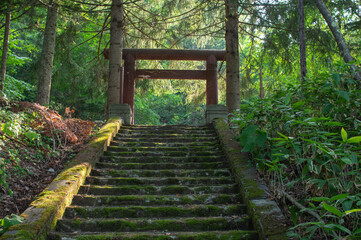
[231,63,361,239]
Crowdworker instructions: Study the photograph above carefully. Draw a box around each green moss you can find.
[0,118,122,240]
[72,230,257,240]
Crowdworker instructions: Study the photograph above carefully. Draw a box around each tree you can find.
[107,0,123,116]
[313,0,360,81]
[225,0,240,113]
[298,0,307,83]
[36,0,59,105]
[0,11,11,94]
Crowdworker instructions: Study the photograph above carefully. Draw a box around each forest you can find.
[0,0,361,239]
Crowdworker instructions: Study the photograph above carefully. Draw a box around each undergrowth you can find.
[232,63,361,239]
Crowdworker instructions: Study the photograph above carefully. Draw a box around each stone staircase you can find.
[49,125,258,240]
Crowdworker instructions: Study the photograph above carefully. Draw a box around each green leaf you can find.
[332,73,341,85]
[322,103,333,114]
[350,153,358,164]
[345,209,361,215]
[277,132,289,140]
[340,157,353,165]
[312,197,330,202]
[284,93,291,105]
[324,224,351,234]
[341,128,348,142]
[322,202,343,217]
[330,193,349,201]
[0,214,24,234]
[347,136,361,143]
[337,90,350,102]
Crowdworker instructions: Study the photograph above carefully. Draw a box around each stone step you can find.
[98,155,226,164]
[104,150,222,157]
[55,216,252,233]
[107,145,221,153]
[94,162,228,170]
[85,176,234,186]
[90,169,231,178]
[78,184,239,195]
[63,204,246,219]
[117,129,215,135]
[71,194,243,206]
[113,133,217,139]
[113,137,219,143]
[121,125,211,131]
[49,125,259,240]
[49,230,258,240]
[110,141,219,147]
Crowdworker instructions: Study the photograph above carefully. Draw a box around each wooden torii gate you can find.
[116,48,226,122]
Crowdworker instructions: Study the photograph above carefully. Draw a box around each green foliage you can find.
[3,75,35,101]
[134,92,205,125]
[0,214,24,234]
[0,109,50,195]
[232,63,361,239]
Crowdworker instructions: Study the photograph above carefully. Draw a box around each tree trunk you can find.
[0,12,11,94]
[36,1,58,105]
[298,0,307,83]
[225,0,240,113]
[314,0,360,81]
[259,65,264,99]
[107,0,124,117]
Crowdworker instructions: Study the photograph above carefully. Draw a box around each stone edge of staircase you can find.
[213,119,290,240]
[0,117,123,240]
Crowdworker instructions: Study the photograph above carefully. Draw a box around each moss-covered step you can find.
[120,125,212,131]
[90,169,231,178]
[113,137,219,143]
[77,184,239,195]
[49,230,258,240]
[71,194,243,206]
[110,141,220,147]
[55,216,252,233]
[98,155,226,164]
[113,133,217,139]
[94,162,228,170]
[85,176,234,186]
[107,145,221,153]
[63,204,247,218]
[103,150,222,157]
[117,129,215,135]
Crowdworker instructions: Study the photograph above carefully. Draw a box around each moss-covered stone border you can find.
[213,119,289,240]
[0,117,123,240]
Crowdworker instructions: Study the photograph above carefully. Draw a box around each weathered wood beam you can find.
[135,69,207,80]
[103,48,226,61]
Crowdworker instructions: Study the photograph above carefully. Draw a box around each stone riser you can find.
[110,141,219,147]
[112,137,219,143]
[85,176,234,185]
[56,216,252,233]
[63,204,247,219]
[71,194,243,207]
[90,169,232,178]
[107,146,221,152]
[52,230,258,240]
[117,129,215,134]
[98,155,226,164]
[78,184,239,195]
[120,126,212,130]
[95,162,228,170]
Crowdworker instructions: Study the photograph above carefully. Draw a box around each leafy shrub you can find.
[0,214,24,234]
[231,63,361,239]
[3,75,35,101]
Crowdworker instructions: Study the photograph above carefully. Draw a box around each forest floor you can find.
[0,99,98,219]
